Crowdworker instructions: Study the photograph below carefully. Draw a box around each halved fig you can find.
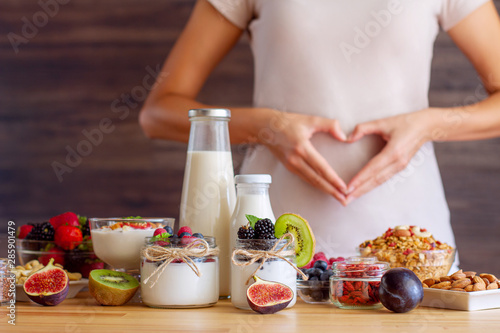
[23,258,69,306]
[246,276,294,314]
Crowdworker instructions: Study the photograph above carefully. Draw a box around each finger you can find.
[348,121,386,143]
[314,118,347,141]
[302,140,348,193]
[286,154,347,204]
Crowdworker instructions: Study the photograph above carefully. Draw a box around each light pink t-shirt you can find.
[208,0,489,259]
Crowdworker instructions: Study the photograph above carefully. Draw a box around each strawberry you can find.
[177,226,192,236]
[79,260,104,278]
[39,248,65,266]
[18,225,34,239]
[54,225,83,250]
[153,228,167,237]
[49,212,79,230]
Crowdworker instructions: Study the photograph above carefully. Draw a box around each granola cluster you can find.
[358,226,455,281]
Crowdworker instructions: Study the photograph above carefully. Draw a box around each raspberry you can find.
[237,226,255,239]
[177,226,192,236]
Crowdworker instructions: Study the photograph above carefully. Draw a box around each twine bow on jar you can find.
[231,233,309,285]
[141,239,219,288]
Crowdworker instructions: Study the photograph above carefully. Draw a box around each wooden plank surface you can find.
[1,292,500,332]
[0,1,499,277]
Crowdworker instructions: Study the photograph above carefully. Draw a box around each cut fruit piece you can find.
[88,269,139,306]
[274,213,315,267]
[246,276,293,314]
[23,258,69,306]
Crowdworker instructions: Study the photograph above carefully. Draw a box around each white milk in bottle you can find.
[179,109,236,297]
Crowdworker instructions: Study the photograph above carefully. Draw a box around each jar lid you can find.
[235,174,272,184]
[188,108,231,118]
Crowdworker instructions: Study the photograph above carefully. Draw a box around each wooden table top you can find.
[1,291,498,332]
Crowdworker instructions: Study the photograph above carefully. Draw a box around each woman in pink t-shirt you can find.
[139,0,500,259]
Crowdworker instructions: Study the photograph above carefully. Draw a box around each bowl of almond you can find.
[358,225,455,281]
[421,270,500,311]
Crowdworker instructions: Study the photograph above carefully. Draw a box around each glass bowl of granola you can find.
[357,226,455,281]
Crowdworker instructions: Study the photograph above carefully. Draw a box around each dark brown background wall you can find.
[0,0,499,275]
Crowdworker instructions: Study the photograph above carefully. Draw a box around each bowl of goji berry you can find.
[330,257,389,309]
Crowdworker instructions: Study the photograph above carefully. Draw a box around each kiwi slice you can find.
[89,269,139,306]
[274,213,316,267]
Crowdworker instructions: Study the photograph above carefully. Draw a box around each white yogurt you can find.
[231,259,297,310]
[141,260,219,308]
[91,227,154,270]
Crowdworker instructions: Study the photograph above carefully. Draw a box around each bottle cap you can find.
[188,108,231,118]
[235,174,272,184]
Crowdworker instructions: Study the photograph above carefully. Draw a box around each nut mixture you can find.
[359,225,454,281]
[423,270,499,292]
[11,260,82,285]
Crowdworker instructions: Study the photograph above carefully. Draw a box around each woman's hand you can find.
[260,110,349,204]
[344,110,435,204]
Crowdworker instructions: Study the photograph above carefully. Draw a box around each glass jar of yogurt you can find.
[231,238,297,310]
[140,236,219,308]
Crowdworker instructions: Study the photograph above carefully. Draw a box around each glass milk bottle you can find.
[229,174,276,256]
[179,108,236,297]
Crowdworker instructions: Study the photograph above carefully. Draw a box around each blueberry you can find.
[320,270,333,281]
[178,232,191,238]
[311,290,324,301]
[165,226,174,235]
[170,234,178,239]
[192,233,204,239]
[309,276,319,281]
[310,268,323,277]
[313,260,328,271]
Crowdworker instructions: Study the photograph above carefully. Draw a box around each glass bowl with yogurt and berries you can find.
[90,217,174,274]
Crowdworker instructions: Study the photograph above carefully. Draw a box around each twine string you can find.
[142,239,219,288]
[231,233,308,285]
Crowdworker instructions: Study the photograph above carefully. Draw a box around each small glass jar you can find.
[140,236,219,308]
[330,256,389,309]
[231,238,297,310]
[0,259,15,306]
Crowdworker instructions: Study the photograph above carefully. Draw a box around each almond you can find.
[487,283,498,290]
[423,278,438,287]
[464,271,476,278]
[479,274,497,283]
[440,276,452,282]
[482,278,490,286]
[450,288,466,292]
[394,229,412,237]
[431,281,452,289]
[450,270,466,280]
[451,279,471,289]
[465,285,474,292]
[473,276,484,284]
[422,283,429,288]
[473,283,486,291]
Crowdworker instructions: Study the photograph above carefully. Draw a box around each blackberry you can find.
[237,226,255,239]
[259,233,276,240]
[254,218,274,238]
[26,222,55,241]
[81,223,90,237]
